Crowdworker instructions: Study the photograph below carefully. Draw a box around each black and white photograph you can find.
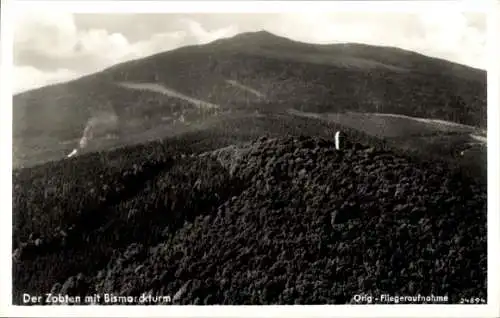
[3,0,500,316]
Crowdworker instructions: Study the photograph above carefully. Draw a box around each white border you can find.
[486,1,500,318]
[1,0,499,317]
[9,0,491,13]
[0,0,15,315]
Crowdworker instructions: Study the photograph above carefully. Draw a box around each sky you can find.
[13,10,487,94]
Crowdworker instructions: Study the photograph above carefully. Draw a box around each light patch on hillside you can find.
[367,112,486,134]
[225,80,265,98]
[66,111,119,158]
[117,82,220,110]
[287,108,485,141]
[470,134,487,144]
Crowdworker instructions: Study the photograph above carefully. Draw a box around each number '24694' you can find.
[459,297,486,304]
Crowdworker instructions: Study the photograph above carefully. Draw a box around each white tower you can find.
[335,131,344,150]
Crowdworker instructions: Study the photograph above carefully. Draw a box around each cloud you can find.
[416,11,486,68]
[13,11,486,93]
[14,11,79,59]
[14,66,80,93]
[261,11,486,68]
[179,18,240,44]
[14,12,240,93]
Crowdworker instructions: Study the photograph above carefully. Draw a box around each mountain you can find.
[12,31,488,305]
[13,31,486,169]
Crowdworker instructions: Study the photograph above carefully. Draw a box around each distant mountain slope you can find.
[13,31,486,168]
